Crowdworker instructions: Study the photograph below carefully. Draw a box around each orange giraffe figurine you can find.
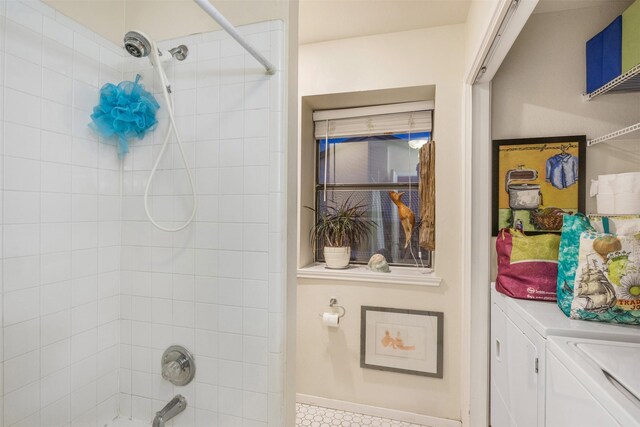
[389,191,415,249]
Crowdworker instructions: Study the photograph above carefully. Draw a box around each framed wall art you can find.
[360,306,443,378]
[492,135,586,235]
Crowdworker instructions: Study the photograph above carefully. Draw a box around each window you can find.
[313,102,434,267]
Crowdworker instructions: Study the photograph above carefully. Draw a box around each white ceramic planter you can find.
[323,247,351,269]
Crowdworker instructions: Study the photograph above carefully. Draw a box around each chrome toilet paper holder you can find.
[318,297,346,319]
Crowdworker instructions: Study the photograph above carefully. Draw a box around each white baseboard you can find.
[296,394,462,427]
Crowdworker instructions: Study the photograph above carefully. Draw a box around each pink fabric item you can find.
[495,229,559,301]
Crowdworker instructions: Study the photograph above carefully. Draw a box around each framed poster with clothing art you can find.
[360,306,443,378]
[492,135,586,235]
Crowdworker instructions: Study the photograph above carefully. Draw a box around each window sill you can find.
[297,263,442,287]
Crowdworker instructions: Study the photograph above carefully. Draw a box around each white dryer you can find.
[491,285,640,427]
[546,336,640,427]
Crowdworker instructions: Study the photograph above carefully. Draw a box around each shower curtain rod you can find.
[193,0,276,75]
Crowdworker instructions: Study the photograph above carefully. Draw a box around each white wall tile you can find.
[43,15,73,47]
[219,111,243,140]
[41,222,72,253]
[243,391,268,422]
[41,339,71,377]
[41,280,71,316]
[4,380,40,426]
[0,21,288,424]
[3,255,40,292]
[4,223,40,258]
[41,366,70,407]
[6,19,43,65]
[4,191,40,224]
[218,333,242,362]
[41,161,71,193]
[4,349,40,394]
[196,86,220,115]
[196,382,219,412]
[5,87,41,128]
[42,99,72,134]
[7,1,45,31]
[4,318,40,360]
[74,33,100,61]
[5,53,42,96]
[73,53,100,87]
[41,395,72,427]
[41,310,71,347]
[41,251,72,284]
[5,122,41,160]
[41,130,72,163]
[218,304,243,335]
[43,38,74,76]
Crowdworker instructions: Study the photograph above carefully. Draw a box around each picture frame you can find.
[360,306,443,378]
[492,135,586,236]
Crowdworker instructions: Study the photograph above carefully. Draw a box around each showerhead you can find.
[124,30,152,58]
[124,30,189,63]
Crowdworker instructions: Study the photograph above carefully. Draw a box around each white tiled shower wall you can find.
[0,0,286,426]
[0,0,124,425]
[118,23,285,426]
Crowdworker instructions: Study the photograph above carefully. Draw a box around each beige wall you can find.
[297,25,466,421]
[44,0,125,43]
[43,0,291,44]
[124,0,291,42]
[490,2,640,278]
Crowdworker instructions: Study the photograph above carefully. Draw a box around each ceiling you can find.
[298,0,472,45]
[534,0,633,14]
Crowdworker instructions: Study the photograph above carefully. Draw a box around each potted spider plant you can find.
[308,198,375,269]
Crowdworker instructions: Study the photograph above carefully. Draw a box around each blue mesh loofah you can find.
[90,74,159,157]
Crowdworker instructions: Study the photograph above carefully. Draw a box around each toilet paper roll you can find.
[322,312,340,327]
[613,192,640,215]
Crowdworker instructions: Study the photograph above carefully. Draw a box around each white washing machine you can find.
[491,284,640,427]
[546,336,640,427]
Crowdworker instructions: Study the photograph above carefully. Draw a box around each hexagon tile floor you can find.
[296,403,427,427]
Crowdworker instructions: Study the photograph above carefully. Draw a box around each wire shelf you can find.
[583,63,640,101]
[587,122,640,147]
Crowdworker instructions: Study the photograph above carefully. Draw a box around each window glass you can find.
[317,132,430,185]
[315,131,432,267]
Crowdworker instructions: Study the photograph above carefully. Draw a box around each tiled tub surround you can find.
[0,1,123,426]
[118,23,286,427]
[0,0,287,426]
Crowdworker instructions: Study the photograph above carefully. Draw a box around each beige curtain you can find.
[419,140,435,251]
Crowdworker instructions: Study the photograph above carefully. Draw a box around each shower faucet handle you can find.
[161,360,183,381]
[161,345,196,386]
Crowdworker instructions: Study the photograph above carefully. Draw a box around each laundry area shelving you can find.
[584,63,640,147]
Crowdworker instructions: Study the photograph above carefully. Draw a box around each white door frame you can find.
[461,1,538,425]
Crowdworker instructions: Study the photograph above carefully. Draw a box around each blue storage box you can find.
[586,15,622,93]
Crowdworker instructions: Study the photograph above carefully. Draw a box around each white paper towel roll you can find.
[322,312,340,327]
[616,172,640,193]
[597,194,617,214]
[613,193,640,215]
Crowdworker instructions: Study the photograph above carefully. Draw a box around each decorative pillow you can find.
[589,214,640,235]
[570,230,640,325]
[496,228,561,301]
[557,214,593,316]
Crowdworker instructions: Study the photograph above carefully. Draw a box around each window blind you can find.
[313,108,432,139]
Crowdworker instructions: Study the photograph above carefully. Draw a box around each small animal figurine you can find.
[389,191,415,249]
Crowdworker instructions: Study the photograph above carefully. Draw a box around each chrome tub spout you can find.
[152,395,187,427]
